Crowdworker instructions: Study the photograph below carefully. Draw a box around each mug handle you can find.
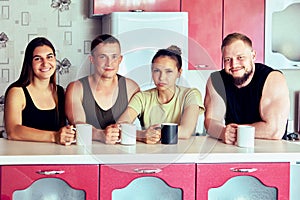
[71,127,77,144]
[116,124,122,143]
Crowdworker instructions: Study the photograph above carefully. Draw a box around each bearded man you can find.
[204,32,290,144]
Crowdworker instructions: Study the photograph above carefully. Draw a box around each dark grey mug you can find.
[161,123,178,144]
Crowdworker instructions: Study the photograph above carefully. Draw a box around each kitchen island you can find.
[0,135,300,164]
[0,136,299,199]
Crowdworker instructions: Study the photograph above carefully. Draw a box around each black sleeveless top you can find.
[211,63,276,125]
[22,85,66,131]
[79,74,128,129]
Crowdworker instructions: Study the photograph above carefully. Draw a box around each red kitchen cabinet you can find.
[100,163,195,200]
[223,0,265,63]
[197,163,290,199]
[90,0,181,17]
[182,0,223,70]
[1,165,99,199]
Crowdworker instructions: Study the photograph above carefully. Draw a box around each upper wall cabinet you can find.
[223,0,265,63]
[265,0,300,69]
[178,0,265,70]
[90,0,181,17]
[182,0,223,70]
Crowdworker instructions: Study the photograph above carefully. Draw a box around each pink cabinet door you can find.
[182,0,223,70]
[1,165,99,199]
[100,164,195,200]
[223,0,265,63]
[197,162,290,200]
[90,0,181,16]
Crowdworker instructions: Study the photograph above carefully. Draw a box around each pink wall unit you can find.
[197,162,290,199]
[1,165,99,199]
[182,0,223,70]
[223,0,265,63]
[90,0,180,16]
[100,164,195,200]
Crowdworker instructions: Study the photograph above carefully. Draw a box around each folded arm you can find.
[252,71,290,139]
[65,81,107,142]
[4,87,75,145]
[178,104,201,139]
[204,71,290,143]
[204,77,228,142]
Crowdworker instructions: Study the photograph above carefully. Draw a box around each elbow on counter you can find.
[5,126,24,141]
[179,134,192,140]
[6,133,17,141]
[267,132,283,140]
[272,131,286,140]
[6,131,19,141]
[178,128,195,140]
[264,125,286,140]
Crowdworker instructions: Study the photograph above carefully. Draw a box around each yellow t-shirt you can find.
[128,86,205,129]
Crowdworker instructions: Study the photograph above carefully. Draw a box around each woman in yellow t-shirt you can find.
[117,45,205,144]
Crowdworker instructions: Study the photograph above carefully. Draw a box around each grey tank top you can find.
[79,75,128,129]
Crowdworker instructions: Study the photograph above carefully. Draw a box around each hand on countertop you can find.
[55,125,76,146]
[144,124,161,144]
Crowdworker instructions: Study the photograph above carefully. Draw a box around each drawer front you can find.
[100,163,195,200]
[1,165,99,199]
[197,162,290,199]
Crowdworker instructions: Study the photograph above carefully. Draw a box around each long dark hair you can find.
[5,37,58,105]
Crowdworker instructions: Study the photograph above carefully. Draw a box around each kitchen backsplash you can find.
[0,0,101,95]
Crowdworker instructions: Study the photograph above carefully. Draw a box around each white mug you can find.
[119,123,136,145]
[75,124,92,146]
[237,125,255,148]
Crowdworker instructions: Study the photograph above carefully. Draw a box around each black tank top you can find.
[211,63,276,125]
[79,74,128,129]
[22,85,66,131]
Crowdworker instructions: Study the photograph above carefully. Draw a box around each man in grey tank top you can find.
[204,33,290,145]
[65,34,140,144]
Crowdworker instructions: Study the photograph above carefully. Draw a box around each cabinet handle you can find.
[36,170,65,175]
[133,168,162,174]
[230,167,257,173]
[195,64,208,69]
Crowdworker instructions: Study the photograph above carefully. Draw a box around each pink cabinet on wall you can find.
[90,0,181,16]
[1,165,99,200]
[182,0,265,69]
[182,0,223,70]
[223,0,265,63]
[197,162,290,199]
[100,164,195,200]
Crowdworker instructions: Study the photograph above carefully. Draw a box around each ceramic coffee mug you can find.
[119,123,136,145]
[161,123,178,144]
[75,124,92,146]
[237,125,255,148]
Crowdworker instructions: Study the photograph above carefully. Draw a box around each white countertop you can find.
[1,136,300,165]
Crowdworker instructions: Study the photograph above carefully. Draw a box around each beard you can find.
[231,66,253,86]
